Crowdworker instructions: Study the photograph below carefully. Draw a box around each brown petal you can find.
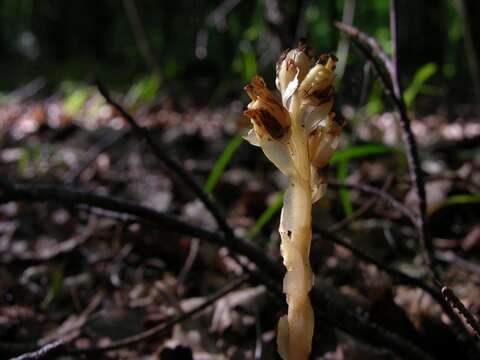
[244,108,289,140]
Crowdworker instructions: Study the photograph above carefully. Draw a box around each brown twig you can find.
[65,129,129,184]
[0,178,281,282]
[388,0,434,278]
[94,80,284,295]
[0,178,438,360]
[122,0,161,76]
[1,218,96,265]
[443,287,480,339]
[336,12,433,280]
[328,179,417,226]
[9,339,67,360]
[315,225,433,293]
[335,22,393,85]
[314,225,477,341]
[335,12,480,349]
[176,238,200,296]
[67,276,249,355]
[328,176,393,232]
[95,80,236,240]
[335,0,356,81]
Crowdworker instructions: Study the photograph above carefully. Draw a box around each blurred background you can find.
[1,0,479,108]
[1,1,480,359]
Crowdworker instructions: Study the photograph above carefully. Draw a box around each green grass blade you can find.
[41,267,63,310]
[204,135,243,194]
[245,144,395,236]
[404,63,437,110]
[247,192,284,239]
[429,194,480,215]
[337,159,353,217]
[331,144,399,217]
[330,143,397,165]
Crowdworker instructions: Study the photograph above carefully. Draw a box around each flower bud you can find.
[244,75,291,141]
[308,113,342,169]
[298,54,337,106]
[276,45,312,97]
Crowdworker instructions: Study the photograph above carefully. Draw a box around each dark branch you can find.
[443,286,480,340]
[0,178,281,281]
[389,0,402,99]
[314,225,479,348]
[9,339,67,360]
[0,178,438,360]
[328,179,417,225]
[335,17,434,281]
[95,80,235,241]
[335,19,480,350]
[68,276,249,355]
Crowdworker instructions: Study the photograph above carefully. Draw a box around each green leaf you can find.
[64,87,89,116]
[330,144,397,165]
[365,82,384,115]
[204,135,243,194]
[247,193,284,239]
[337,159,353,217]
[331,144,399,217]
[17,148,30,176]
[404,63,437,110]
[429,194,480,215]
[242,51,258,82]
[126,74,161,107]
[41,267,63,310]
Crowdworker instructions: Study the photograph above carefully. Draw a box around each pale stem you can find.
[286,175,313,360]
[282,94,315,360]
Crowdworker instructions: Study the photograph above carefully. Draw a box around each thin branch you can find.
[314,225,476,344]
[122,0,161,76]
[335,0,356,81]
[389,0,401,99]
[95,80,235,241]
[9,339,67,360]
[335,19,480,350]
[65,129,129,184]
[335,20,434,280]
[0,178,439,360]
[328,179,417,225]
[328,176,394,232]
[335,22,393,82]
[68,276,249,355]
[315,225,434,293]
[453,0,480,102]
[94,80,278,294]
[1,218,96,265]
[442,286,480,339]
[0,178,280,282]
[310,284,436,360]
[388,1,434,280]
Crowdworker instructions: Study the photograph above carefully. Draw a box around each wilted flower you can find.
[244,75,291,141]
[308,112,342,169]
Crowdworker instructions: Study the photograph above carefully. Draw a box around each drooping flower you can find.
[244,75,291,141]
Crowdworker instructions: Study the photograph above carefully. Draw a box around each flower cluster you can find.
[243,41,342,359]
[244,41,342,202]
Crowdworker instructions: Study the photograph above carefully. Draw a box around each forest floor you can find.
[0,85,479,359]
